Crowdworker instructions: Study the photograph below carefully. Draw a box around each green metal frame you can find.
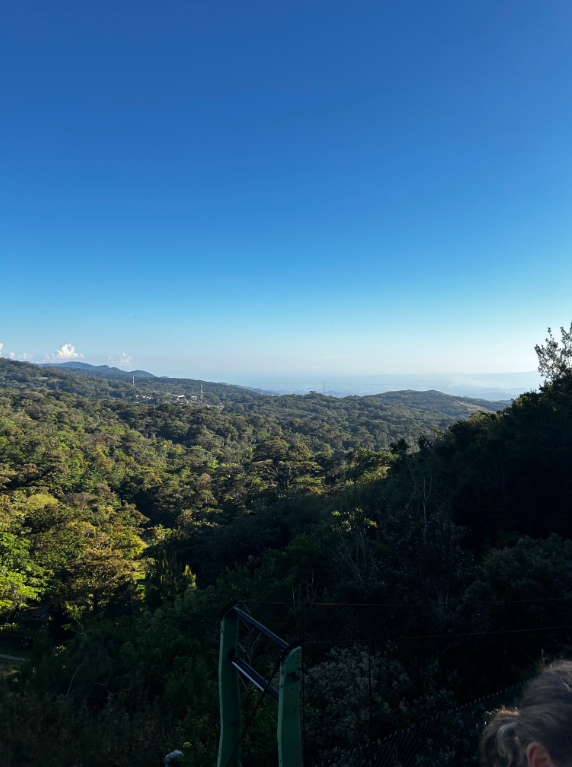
[218,609,242,767]
[277,645,303,767]
[217,606,303,767]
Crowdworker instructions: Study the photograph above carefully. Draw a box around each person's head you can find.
[481,661,572,767]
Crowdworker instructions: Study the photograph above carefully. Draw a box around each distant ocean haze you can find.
[34,362,541,401]
[213,372,541,401]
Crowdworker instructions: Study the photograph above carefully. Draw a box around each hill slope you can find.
[0,359,506,452]
[3,362,571,767]
[39,361,156,376]
[0,359,259,403]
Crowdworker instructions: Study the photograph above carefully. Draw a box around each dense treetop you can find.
[0,358,258,403]
[0,358,505,453]
[1,335,571,767]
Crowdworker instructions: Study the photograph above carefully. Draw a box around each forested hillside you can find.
[0,359,505,449]
[0,359,258,403]
[1,330,571,767]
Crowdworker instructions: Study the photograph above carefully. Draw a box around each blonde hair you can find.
[481,661,572,767]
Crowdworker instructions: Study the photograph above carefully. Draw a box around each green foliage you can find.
[379,374,572,546]
[0,358,260,404]
[1,344,572,765]
[535,323,572,383]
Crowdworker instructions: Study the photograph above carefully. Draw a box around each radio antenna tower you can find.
[200,382,204,403]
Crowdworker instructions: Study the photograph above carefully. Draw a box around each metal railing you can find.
[217,604,303,767]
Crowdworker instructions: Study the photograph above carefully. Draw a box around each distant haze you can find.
[216,371,541,401]
[37,361,540,401]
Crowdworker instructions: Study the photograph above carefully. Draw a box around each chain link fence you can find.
[314,684,524,767]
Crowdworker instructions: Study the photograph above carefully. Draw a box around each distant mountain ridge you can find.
[0,358,514,455]
[38,361,155,377]
[3,360,509,414]
[0,358,259,404]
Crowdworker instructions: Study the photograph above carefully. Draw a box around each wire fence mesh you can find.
[314,683,524,767]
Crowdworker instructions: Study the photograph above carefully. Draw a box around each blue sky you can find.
[1,0,571,380]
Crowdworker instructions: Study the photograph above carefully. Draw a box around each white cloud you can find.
[9,352,15,359]
[108,352,133,366]
[46,343,84,360]
[9,351,33,360]
[0,343,3,355]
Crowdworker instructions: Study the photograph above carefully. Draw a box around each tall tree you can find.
[535,323,572,383]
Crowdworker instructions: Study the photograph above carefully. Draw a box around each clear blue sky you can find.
[2,0,571,379]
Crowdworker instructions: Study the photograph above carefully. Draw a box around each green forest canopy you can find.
[1,328,571,766]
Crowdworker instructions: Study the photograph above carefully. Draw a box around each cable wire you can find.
[300,623,572,646]
[223,650,286,767]
[241,596,572,608]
